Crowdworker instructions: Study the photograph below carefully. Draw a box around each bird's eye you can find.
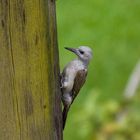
[79,50,84,54]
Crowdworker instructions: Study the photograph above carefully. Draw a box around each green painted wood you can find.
[0,0,62,139]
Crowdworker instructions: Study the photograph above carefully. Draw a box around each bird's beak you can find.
[65,47,78,54]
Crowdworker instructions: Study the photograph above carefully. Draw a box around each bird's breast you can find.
[62,59,86,92]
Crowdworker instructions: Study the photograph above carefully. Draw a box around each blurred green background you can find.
[56,0,140,140]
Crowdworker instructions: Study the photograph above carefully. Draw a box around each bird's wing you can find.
[62,69,87,129]
[71,69,88,104]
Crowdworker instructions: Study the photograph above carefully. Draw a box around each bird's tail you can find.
[63,105,70,129]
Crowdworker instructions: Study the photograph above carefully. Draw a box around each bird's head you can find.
[65,46,93,64]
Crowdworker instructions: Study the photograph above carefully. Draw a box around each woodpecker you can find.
[61,46,93,129]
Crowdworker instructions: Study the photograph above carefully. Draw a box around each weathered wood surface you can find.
[0,0,62,140]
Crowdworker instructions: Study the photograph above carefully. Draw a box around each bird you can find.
[61,46,93,129]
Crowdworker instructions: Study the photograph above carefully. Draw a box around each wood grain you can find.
[0,0,62,139]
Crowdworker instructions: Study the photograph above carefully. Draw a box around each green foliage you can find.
[69,90,140,140]
[56,0,140,139]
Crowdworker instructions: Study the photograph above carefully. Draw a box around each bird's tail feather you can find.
[63,105,70,129]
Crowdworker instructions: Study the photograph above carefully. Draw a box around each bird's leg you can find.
[60,79,69,89]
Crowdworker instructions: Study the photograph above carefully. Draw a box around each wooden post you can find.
[0,0,62,140]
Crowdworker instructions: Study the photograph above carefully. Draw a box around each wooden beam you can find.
[0,0,62,139]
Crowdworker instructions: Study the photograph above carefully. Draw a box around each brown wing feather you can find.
[71,69,87,104]
[62,69,87,129]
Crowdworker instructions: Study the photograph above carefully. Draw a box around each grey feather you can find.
[61,46,92,130]
[62,69,87,129]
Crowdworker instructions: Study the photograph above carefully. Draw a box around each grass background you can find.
[56,0,140,139]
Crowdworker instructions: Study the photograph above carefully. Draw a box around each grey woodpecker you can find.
[61,46,93,129]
